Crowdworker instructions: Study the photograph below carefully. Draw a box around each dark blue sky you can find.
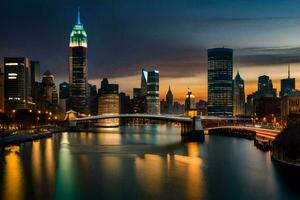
[1,0,300,99]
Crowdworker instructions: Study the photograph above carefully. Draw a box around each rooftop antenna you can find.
[77,7,81,24]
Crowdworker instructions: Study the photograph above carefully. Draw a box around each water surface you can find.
[0,125,299,200]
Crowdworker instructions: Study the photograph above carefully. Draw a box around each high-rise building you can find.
[257,75,277,98]
[88,84,98,115]
[4,57,31,112]
[166,85,173,114]
[38,70,59,113]
[233,72,245,116]
[207,48,233,116]
[280,65,295,97]
[119,92,130,114]
[0,67,4,112]
[140,69,160,114]
[245,93,255,116]
[59,82,70,99]
[97,78,119,126]
[68,8,88,114]
[30,61,40,101]
[30,61,40,83]
[146,70,160,114]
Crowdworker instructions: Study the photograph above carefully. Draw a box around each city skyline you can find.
[1,1,300,102]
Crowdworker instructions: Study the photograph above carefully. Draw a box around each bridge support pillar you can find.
[181,116,204,141]
[69,120,77,131]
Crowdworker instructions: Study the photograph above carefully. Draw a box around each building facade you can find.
[97,78,119,126]
[281,90,300,125]
[4,57,32,112]
[233,72,245,116]
[68,9,88,114]
[207,48,233,116]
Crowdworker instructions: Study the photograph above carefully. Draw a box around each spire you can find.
[288,64,291,79]
[77,7,81,24]
[168,85,171,91]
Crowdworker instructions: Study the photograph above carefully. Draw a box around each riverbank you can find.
[207,128,255,139]
[0,127,66,147]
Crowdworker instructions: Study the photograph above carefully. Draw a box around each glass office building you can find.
[207,48,233,116]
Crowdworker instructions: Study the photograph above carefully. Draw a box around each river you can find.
[0,125,299,200]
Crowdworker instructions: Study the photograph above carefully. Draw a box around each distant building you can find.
[133,88,142,98]
[4,57,32,112]
[196,100,207,116]
[281,90,300,125]
[59,82,70,99]
[119,92,130,114]
[233,72,245,116]
[68,9,88,114]
[245,93,255,116]
[38,70,59,113]
[185,90,197,117]
[88,84,98,115]
[97,78,119,126]
[30,61,40,99]
[254,97,280,123]
[0,67,4,112]
[280,65,295,97]
[160,99,167,114]
[173,101,185,115]
[166,86,173,114]
[257,75,277,98]
[207,48,233,116]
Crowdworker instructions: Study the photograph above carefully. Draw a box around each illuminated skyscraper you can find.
[233,72,245,116]
[68,8,88,114]
[4,57,32,112]
[207,48,233,116]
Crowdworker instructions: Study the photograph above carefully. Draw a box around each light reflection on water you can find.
[0,125,299,200]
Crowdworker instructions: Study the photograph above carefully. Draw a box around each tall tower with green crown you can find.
[68,8,88,114]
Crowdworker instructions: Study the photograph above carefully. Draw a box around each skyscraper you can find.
[68,8,88,114]
[207,48,233,116]
[280,65,295,97]
[4,57,31,112]
[233,72,245,116]
[146,70,160,114]
[140,68,160,114]
[166,85,173,114]
[257,75,277,98]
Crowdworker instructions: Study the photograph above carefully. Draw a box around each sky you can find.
[1,0,300,102]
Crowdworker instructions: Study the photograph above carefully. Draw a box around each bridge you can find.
[70,114,204,140]
[70,114,281,142]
